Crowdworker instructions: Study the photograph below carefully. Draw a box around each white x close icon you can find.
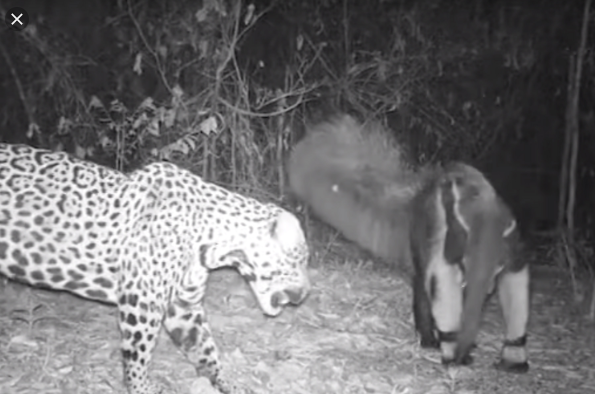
[11,13,23,26]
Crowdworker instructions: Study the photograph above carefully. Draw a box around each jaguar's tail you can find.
[287,114,422,271]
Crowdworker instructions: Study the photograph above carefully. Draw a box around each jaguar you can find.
[0,143,311,394]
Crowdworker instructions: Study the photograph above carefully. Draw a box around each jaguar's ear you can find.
[270,209,306,252]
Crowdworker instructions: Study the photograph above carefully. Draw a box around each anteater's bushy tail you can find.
[287,114,426,271]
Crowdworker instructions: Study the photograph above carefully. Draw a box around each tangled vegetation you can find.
[0,0,593,312]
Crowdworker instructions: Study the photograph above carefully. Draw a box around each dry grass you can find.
[1,238,594,394]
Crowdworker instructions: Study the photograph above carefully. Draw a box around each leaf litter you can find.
[0,242,593,394]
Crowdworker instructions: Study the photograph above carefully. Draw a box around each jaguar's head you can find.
[233,208,311,316]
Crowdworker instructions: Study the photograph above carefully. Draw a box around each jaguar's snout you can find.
[285,286,310,305]
[271,286,309,309]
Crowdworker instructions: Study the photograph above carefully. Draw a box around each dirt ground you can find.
[0,242,593,394]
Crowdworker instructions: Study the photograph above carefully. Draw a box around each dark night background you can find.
[1,0,593,262]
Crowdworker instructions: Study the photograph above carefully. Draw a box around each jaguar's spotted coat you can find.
[0,143,311,394]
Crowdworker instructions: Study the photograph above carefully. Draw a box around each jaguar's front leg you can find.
[163,297,235,393]
[118,290,166,394]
